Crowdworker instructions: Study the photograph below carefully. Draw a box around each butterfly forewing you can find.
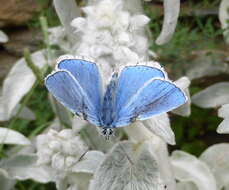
[57,57,103,114]
[45,58,102,126]
[115,65,166,113]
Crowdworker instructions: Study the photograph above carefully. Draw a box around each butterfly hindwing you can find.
[45,70,101,126]
[56,56,103,114]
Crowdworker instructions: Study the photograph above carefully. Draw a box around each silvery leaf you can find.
[217,118,229,134]
[68,173,91,190]
[54,0,81,41]
[219,0,229,44]
[0,128,30,145]
[13,105,35,120]
[155,0,180,45]
[0,169,16,190]
[2,50,47,119]
[72,151,105,174]
[89,141,164,190]
[143,113,175,145]
[81,124,118,152]
[192,82,229,108]
[0,97,35,121]
[170,151,217,190]
[217,104,229,133]
[124,122,154,143]
[186,53,229,80]
[48,26,72,53]
[0,30,8,43]
[66,184,79,190]
[218,104,229,118]
[56,173,91,190]
[176,182,198,190]
[49,94,72,127]
[124,124,176,190]
[123,0,143,14]
[0,154,54,183]
[149,137,176,190]
[173,77,191,116]
[48,26,65,45]
[72,116,88,133]
[200,143,229,189]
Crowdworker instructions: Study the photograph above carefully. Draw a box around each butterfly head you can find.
[102,128,114,140]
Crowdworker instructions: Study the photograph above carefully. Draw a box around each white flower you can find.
[48,26,73,53]
[36,129,87,179]
[71,0,150,78]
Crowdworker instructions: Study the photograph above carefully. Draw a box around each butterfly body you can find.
[45,55,187,138]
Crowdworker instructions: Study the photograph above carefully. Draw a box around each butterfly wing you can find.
[56,56,103,115]
[113,66,187,127]
[115,65,167,112]
[45,70,101,126]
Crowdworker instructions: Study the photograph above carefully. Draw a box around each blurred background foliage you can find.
[0,0,228,189]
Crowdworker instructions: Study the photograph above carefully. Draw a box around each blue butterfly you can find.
[45,55,187,138]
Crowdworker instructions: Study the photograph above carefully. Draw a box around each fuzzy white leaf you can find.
[124,124,176,190]
[124,122,154,143]
[173,77,191,116]
[72,151,104,174]
[68,173,91,190]
[15,105,36,120]
[200,143,229,189]
[2,50,47,119]
[176,182,198,190]
[89,141,164,190]
[143,113,175,145]
[0,154,54,183]
[130,15,150,31]
[0,97,35,121]
[72,116,88,133]
[217,104,229,133]
[0,128,30,145]
[156,0,180,45]
[192,82,229,108]
[186,54,229,80]
[149,137,177,190]
[171,151,217,190]
[0,30,8,43]
[71,17,87,32]
[49,94,72,127]
[219,0,229,44]
[217,118,229,134]
[123,0,144,14]
[54,0,81,41]
[82,125,118,152]
[56,173,91,190]
[218,104,229,118]
[0,169,16,190]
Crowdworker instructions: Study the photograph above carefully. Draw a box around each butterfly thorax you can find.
[101,73,118,129]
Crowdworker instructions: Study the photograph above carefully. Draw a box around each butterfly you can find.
[45,55,187,139]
